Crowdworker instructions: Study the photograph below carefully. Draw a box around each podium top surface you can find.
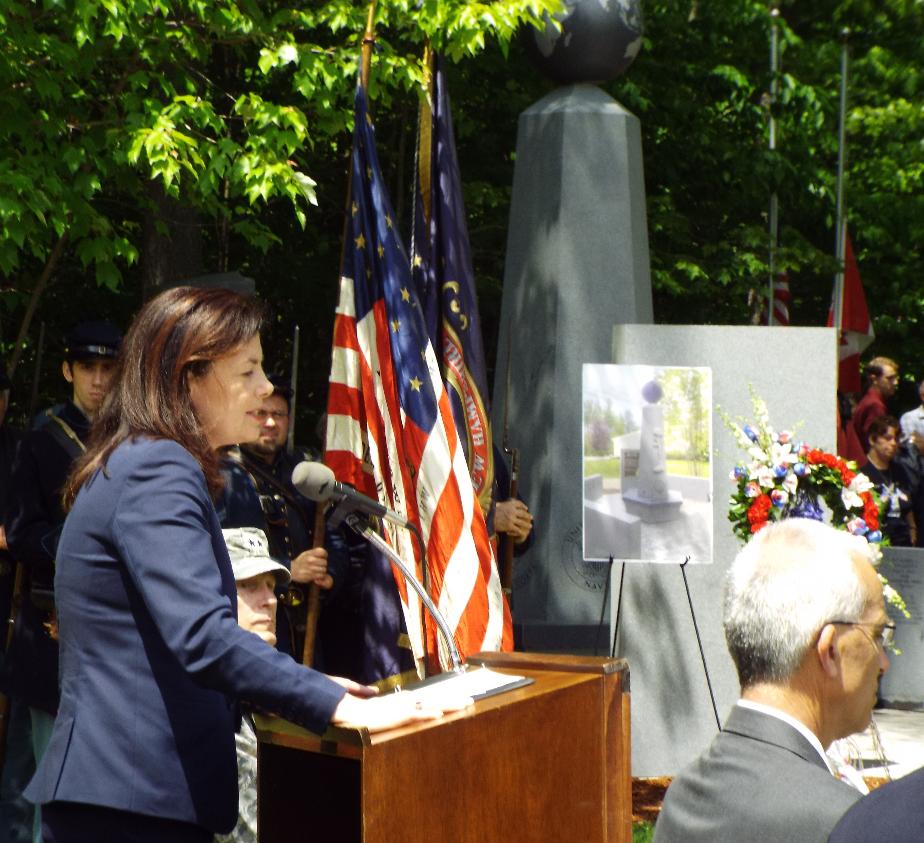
[255,652,628,756]
[469,650,630,677]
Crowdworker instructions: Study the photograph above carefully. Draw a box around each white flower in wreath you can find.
[782,472,798,495]
[841,485,865,511]
[757,466,777,489]
[849,473,874,495]
[769,441,797,467]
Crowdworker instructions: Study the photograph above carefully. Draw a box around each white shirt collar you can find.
[736,699,834,774]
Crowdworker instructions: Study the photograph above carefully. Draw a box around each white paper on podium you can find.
[402,666,532,704]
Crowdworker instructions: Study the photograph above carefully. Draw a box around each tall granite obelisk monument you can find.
[494,0,652,646]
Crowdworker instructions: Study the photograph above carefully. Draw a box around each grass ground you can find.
[633,822,654,842]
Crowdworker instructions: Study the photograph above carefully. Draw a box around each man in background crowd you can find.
[654,518,890,843]
[491,444,534,562]
[899,379,924,445]
[2,320,120,843]
[223,375,349,668]
[893,378,924,547]
[853,356,899,453]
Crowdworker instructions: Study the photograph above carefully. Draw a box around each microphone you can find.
[291,461,410,529]
[293,462,463,671]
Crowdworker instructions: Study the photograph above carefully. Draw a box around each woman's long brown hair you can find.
[65,286,265,506]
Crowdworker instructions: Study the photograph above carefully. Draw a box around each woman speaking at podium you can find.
[25,287,467,842]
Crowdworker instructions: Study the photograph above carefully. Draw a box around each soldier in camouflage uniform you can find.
[215,527,292,843]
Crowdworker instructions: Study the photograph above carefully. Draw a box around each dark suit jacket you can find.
[828,765,924,842]
[653,705,862,843]
[24,437,347,833]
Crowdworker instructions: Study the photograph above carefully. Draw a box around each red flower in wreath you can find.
[747,494,773,532]
[863,494,880,531]
[807,449,838,469]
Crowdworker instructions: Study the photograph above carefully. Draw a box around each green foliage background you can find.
[3,0,924,439]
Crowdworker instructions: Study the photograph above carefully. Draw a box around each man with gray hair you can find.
[653,518,892,843]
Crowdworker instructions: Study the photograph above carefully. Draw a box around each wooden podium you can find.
[255,652,631,842]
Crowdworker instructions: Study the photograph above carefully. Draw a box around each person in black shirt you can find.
[861,415,916,547]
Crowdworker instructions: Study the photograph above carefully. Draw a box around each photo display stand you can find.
[605,324,837,776]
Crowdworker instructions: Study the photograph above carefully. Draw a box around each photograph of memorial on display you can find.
[582,364,714,564]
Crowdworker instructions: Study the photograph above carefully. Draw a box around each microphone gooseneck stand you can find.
[344,511,464,674]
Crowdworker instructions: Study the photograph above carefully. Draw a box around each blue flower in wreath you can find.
[770,489,788,507]
[867,530,883,544]
[743,425,759,442]
[846,517,869,536]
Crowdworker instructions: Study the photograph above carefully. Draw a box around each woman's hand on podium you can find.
[329,679,473,733]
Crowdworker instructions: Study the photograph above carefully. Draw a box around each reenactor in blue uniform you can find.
[1,320,120,842]
[220,376,351,667]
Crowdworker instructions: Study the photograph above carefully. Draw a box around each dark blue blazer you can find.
[25,437,346,833]
[828,765,924,843]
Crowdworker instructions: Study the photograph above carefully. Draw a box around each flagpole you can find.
[360,1,377,90]
[302,0,379,668]
[833,28,850,336]
[767,6,780,326]
[415,41,435,230]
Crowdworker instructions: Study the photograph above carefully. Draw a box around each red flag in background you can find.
[826,232,874,394]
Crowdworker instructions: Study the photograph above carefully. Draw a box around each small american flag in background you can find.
[759,271,791,326]
[325,86,511,672]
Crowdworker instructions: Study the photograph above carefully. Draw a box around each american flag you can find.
[325,86,510,672]
[411,53,494,514]
[759,271,791,326]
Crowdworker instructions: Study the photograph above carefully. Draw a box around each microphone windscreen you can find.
[291,461,336,501]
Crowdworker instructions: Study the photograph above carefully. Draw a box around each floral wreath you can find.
[723,393,881,544]
[721,392,907,616]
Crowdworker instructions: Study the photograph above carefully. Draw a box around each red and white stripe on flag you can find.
[326,275,511,672]
[827,232,874,393]
[323,86,510,673]
[771,271,790,326]
[759,271,791,326]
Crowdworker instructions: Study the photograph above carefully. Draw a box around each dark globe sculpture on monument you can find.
[525,0,644,84]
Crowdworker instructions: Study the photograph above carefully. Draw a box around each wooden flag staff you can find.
[301,0,379,667]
